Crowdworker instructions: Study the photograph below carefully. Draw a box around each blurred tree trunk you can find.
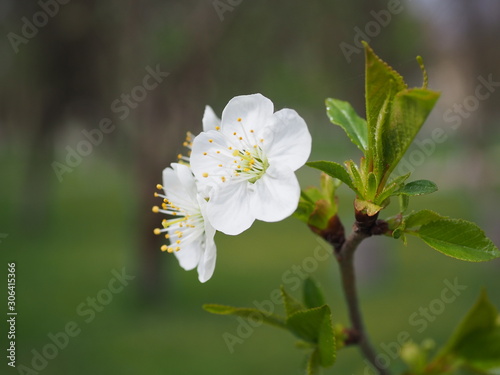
[12,0,119,229]
[121,0,227,302]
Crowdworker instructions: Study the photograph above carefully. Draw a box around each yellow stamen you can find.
[237,118,242,122]
[160,245,168,252]
[154,228,161,235]
[202,173,209,178]
[156,184,163,190]
[152,206,160,213]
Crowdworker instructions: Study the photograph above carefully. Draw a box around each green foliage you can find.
[306,161,357,193]
[415,291,500,374]
[416,219,500,262]
[379,88,440,179]
[395,180,438,196]
[325,98,368,152]
[294,172,341,233]
[202,304,286,328]
[404,209,444,228]
[303,277,325,309]
[281,286,306,316]
[309,43,440,218]
[204,278,336,374]
[363,42,440,183]
[387,210,500,262]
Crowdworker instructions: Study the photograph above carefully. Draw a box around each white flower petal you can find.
[251,165,301,222]
[191,130,231,188]
[170,163,198,200]
[220,94,274,137]
[173,240,202,271]
[196,196,217,282]
[264,108,312,171]
[202,105,221,131]
[207,182,255,235]
[162,164,196,209]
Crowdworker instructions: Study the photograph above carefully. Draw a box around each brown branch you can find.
[321,212,391,375]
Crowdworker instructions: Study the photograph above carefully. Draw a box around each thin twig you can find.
[335,227,391,375]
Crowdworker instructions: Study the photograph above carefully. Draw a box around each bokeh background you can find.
[1,0,499,374]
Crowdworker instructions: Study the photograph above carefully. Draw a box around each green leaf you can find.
[363,43,440,182]
[414,219,500,262]
[376,173,410,203]
[286,305,330,343]
[395,179,438,196]
[325,98,368,152]
[281,286,305,317]
[404,209,445,229]
[307,161,358,193]
[366,172,378,201]
[293,200,315,224]
[380,88,440,178]
[320,172,340,203]
[363,43,406,177]
[454,328,500,370]
[439,291,498,357]
[303,277,325,309]
[203,304,286,329]
[318,308,336,367]
[345,160,363,195]
[308,200,333,230]
[399,195,410,214]
[306,349,321,375]
[301,189,317,204]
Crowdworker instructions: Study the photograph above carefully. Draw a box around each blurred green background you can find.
[1,1,499,374]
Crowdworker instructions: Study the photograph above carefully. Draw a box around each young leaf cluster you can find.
[307,43,499,263]
[401,291,500,374]
[204,277,337,375]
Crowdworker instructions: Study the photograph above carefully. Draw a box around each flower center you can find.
[232,147,269,183]
[201,118,270,184]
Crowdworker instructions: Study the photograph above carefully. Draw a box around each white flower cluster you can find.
[153,94,312,282]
